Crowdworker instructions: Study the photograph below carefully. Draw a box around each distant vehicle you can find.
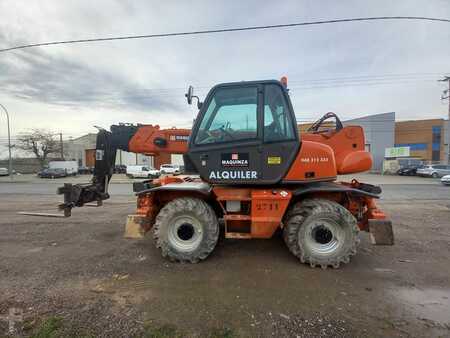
[160,164,181,175]
[397,165,424,176]
[416,164,450,178]
[78,166,93,175]
[441,175,450,186]
[126,165,160,179]
[38,168,67,178]
[397,158,423,168]
[0,167,9,176]
[114,164,127,174]
[48,161,78,176]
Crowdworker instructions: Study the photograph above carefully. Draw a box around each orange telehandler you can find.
[54,78,393,268]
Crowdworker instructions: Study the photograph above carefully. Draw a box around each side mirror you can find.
[185,85,202,109]
[185,85,194,105]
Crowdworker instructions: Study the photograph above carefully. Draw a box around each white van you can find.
[126,165,160,179]
[48,161,78,176]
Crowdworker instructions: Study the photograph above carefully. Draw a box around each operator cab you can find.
[185,79,300,185]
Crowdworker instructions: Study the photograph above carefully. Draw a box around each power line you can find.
[0,74,437,102]
[1,16,450,53]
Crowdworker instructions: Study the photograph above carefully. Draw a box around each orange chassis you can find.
[131,175,388,240]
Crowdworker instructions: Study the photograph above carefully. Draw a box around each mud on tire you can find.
[283,198,359,269]
[153,197,219,263]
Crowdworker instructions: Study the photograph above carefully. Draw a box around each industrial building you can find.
[395,118,449,163]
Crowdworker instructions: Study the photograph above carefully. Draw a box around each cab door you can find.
[187,84,263,184]
[260,83,300,183]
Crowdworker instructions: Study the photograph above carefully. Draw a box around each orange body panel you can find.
[128,125,190,155]
[212,187,292,238]
[302,126,372,174]
[284,140,337,181]
[250,189,291,238]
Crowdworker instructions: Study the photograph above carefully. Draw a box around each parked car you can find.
[0,167,9,176]
[126,165,160,179]
[114,165,127,174]
[160,164,181,175]
[416,164,450,178]
[78,166,93,175]
[441,175,450,186]
[397,165,424,176]
[49,161,78,176]
[38,168,68,178]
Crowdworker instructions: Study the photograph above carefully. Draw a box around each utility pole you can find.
[440,76,450,119]
[0,103,13,180]
[59,132,64,160]
[439,76,450,162]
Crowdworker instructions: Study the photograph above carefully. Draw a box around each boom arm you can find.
[58,124,190,216]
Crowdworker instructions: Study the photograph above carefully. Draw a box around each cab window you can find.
[195,86,258,145]
[263,84,295,142]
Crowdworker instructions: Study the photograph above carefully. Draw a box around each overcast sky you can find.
[0,0,449,157]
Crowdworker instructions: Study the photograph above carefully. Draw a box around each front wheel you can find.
[283,199,359,269]
[432,172,439,178]
[153,197,219,263]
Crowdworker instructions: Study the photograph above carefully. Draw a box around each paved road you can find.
[0,181,449,201]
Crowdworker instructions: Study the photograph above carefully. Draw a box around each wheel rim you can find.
[303,218,343,256]
[167,215,203,252]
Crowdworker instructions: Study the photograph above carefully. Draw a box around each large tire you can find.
[153,197,219,263]
[283,199,359,269]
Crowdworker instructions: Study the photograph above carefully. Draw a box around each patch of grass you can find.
[142,324,182,338]
[207,327,235,338]
[29,316,95,338]
[31,316,63,338]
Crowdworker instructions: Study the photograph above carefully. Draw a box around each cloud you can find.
[0,42,179,113]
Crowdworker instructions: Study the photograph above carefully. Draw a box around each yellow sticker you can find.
[267,156,281,165]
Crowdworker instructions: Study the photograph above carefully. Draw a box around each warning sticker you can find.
[267,156,281,165]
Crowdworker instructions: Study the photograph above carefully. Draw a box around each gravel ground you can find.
[0,189,449,337]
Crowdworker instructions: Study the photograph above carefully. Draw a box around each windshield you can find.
[195,86,258,145]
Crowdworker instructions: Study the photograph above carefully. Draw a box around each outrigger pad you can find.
[369,219,394,245]
[124,214,152,239]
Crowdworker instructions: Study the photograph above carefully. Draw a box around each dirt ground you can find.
[1,192,450,337]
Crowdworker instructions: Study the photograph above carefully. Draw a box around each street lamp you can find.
[0,103,13,180]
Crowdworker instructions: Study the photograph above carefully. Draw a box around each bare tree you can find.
[15,129,61,168]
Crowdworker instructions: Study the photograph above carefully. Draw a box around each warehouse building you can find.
[395,118,449,164]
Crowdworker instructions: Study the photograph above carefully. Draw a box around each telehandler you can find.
[53,77,393,268]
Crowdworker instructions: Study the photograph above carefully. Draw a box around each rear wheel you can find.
[283,199,359,269]
[153,197,219,263]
